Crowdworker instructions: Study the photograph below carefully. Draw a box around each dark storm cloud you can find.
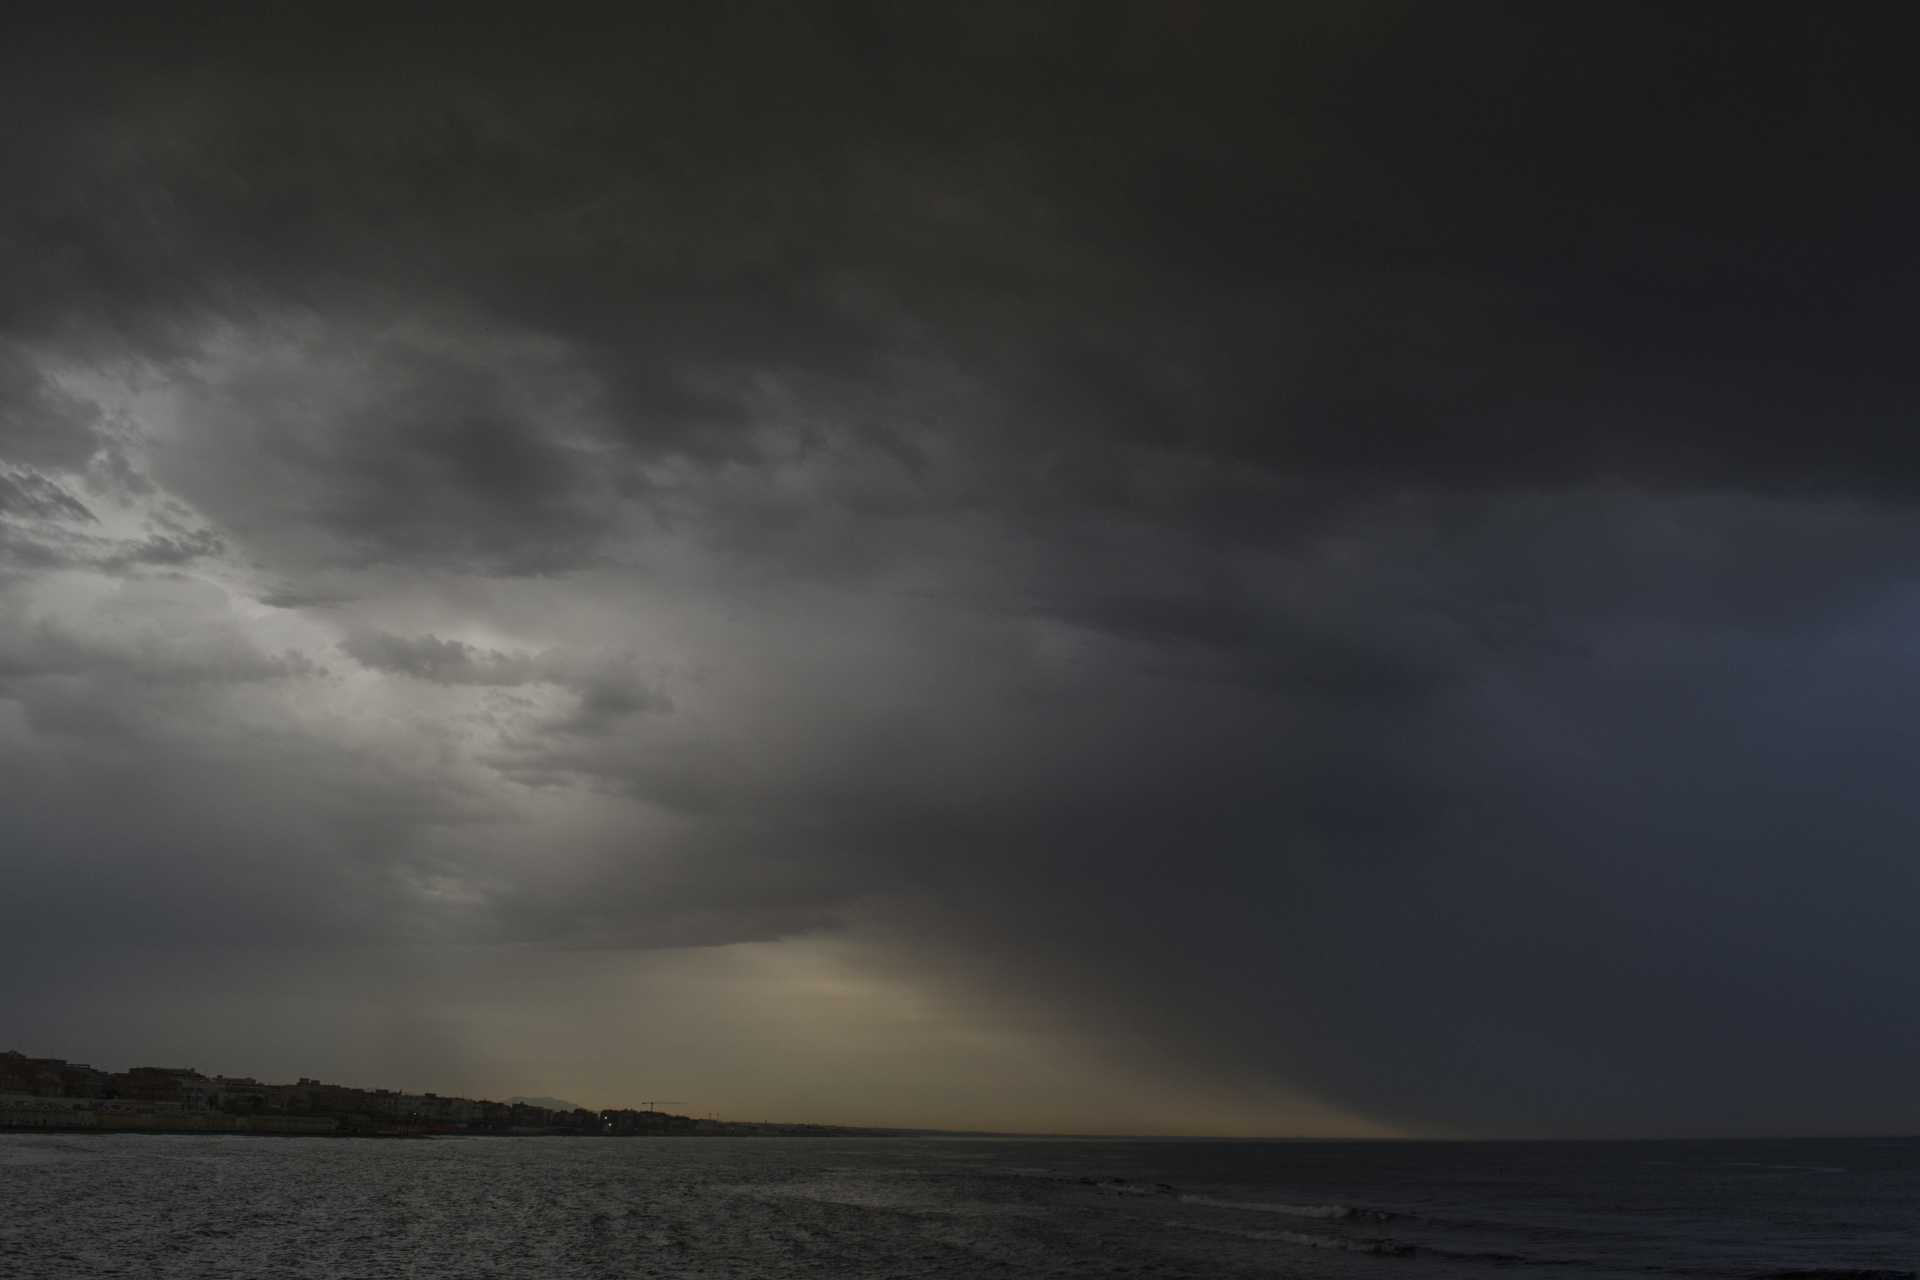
[0,463,226,573]
[0,707,459,948]
[96,527,226,570]
[0,468,95,524]
[0,348,106,472]
[341,630,542,687]
[0,578,315,688]
[875,498,1920,1137]
[5,5,1920,1135]
[338,630,671,738]
[135,326,622,575]
[7,5,1914,535]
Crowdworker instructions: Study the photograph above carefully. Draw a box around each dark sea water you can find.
[1,1133,1913,1279]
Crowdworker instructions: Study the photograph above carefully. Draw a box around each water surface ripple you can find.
[2,1133,1914,1279]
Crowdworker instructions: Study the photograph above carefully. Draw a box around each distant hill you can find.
[509,1095,591,1113]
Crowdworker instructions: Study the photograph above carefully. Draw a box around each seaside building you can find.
[115,1067,214,1109]
[212,1076,271,1112]
[6,1046,770,1139]
[0,1052,111,1099]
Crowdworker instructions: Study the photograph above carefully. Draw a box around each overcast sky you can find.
[3,7,1918,1137]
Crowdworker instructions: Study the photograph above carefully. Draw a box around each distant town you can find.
[1,1049,895,1138]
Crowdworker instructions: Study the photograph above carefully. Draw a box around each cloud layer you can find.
[3,6,1918,1136]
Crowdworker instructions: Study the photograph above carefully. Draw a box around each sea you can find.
[1,1132,1913,1279]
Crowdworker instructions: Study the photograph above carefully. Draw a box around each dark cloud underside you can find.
[2,5,1917,1136]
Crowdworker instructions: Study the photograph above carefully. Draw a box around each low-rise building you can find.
[213,1076,271,1112]
[116,1067,215,1109]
